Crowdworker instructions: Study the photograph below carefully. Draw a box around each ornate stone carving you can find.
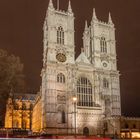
[57,95,66,104]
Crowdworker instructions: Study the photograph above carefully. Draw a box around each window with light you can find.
[77,77,93,107]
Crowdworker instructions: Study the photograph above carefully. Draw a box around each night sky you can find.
[0,0,140,117]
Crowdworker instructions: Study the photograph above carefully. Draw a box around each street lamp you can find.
[72,96,77,138]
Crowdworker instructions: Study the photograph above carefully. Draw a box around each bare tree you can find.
[0,49,25,127]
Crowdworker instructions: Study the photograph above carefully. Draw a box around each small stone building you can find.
[120,116,140,139]
[5,93,35,130]
[102,116,140,139]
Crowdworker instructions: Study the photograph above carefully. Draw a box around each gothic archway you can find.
[83,127,89,136]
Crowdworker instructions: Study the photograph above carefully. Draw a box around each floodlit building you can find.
[32,0,121,136]
[5,93,35,130]
[4,1,140,138]
[32,93,42,133]
[120,116,140,139]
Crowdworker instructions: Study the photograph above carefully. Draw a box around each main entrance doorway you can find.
[83,127,89,136]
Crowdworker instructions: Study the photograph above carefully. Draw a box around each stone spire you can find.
[92,8,97,21]
[81,47,84,53]
[84,20,88,30]
[108,12,113,24]
[68,0,72,13]
[48,0,54,10]
[9,88,13,98]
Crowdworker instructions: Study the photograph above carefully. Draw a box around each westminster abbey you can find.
[5,0,121,136]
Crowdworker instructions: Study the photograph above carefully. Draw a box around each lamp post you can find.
[72,96,77,138]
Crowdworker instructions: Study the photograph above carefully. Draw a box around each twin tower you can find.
[32,0,121,136]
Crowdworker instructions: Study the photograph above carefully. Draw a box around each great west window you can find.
[77,77,93,107]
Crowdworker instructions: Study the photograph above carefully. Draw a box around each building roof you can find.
[11,93,36,101]
[76,52,90,64]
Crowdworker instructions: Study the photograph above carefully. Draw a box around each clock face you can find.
[103,62,107,67]
[56,53,66,62]
[102,61,109,69]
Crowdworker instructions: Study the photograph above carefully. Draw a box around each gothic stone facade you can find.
[33,0,121,135]
[5,93,35,129]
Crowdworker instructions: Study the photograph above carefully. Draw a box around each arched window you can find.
[14,103,19,110]
[105,99,110,106]
[104,122,108,131]
[57,73,65,83]
[57,109,66,124]
[103,78,109,88]
[125,123,129,129]
[100,37,107,53]
[133,124,136,129]
[77,77,93,107]
[22,103,26,110]
[22,120,26,129]
[57,26,64,45]
[62,111,66,123]
[30,104,33,110]
[13,120,19,128]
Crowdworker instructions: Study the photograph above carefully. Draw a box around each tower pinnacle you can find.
[108,12,113,24]
[84,20,88,30]
[48,0,54,9]
[68,0,72,13]
[92,8,97,21]
[57,0,59,10]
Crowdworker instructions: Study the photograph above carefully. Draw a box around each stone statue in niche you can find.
[57,95,66,104]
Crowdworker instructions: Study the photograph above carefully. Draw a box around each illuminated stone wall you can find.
[32,95,42,132]
[120,116,140,139]
[39,0,121,135]
[5,94,35,130]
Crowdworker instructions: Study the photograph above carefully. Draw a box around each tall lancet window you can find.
[62,111,66,123]
[77,77,93,107]
[57,73,65,83]
[13,120,19,128]
[103,78,109,88]
[100,37,107,53]
[58,110,66,124]
[57,26,64,45]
